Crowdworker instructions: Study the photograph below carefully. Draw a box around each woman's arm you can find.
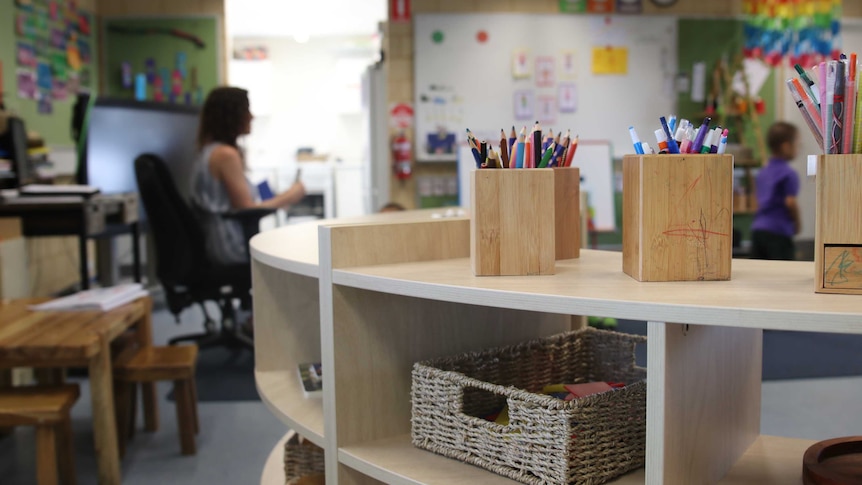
[210,145,306,210]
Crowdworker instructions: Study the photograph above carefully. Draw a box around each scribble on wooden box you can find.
[622,154,733,282]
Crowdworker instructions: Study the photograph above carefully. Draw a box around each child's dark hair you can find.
[766,121,798,155]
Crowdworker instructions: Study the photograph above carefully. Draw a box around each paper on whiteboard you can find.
[691,62,706,102]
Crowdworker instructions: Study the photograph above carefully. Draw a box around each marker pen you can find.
[699,129,714,154]
[788,78,825,149]
[641,142,654,155]
[629,126,645,154]
[795,64,821,106]
[654,129,669,154]
[668,115,677,133]
[708,127,722,153]
[717,129,729,154]
[660,116,680,153]
[691,117,712,154]
[673,119,689,145]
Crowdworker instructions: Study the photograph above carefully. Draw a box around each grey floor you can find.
[1,302,862,484]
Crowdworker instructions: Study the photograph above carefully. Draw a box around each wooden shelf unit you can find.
[261,433,291,485]
[252,211,862,485]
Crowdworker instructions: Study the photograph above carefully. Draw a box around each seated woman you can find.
[192,86,306,264]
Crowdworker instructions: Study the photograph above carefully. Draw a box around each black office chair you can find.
[134,153,273,349]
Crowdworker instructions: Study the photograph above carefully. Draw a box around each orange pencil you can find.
[524,129,533,168]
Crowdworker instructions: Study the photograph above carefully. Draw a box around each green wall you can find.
[102,16,218,103]
[677,19,776,160]
[1,0,98,146]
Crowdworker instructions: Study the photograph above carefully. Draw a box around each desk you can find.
[0,193,141,290]
[0,297,153,485]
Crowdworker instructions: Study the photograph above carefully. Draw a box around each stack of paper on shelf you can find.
[29,283,148,312]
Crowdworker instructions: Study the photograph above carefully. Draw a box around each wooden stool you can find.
[114,345,199,456]
[0,384,80,485]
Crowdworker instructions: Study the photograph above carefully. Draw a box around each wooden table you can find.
[0,297,154,485]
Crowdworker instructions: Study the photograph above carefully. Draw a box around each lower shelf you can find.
[719,435,813,484]
[256,369,325,447]
[338,433,644,485]
[260,431,292,485]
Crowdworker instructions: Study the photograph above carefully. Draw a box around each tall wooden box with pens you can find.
[815,155,862,294]
[622,154,733,282]
[470,168,579,276]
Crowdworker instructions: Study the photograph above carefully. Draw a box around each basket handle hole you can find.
[461,386,509,423]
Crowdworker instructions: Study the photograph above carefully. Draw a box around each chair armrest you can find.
[223,207,277,222]
[223,208,277,240]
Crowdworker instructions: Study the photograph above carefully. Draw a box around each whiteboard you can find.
[417,13,677,231]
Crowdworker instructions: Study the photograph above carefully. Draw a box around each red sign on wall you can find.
[391,0,411,22]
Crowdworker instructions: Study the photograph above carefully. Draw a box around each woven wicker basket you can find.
[411,327,647,485]
[283,431,325,485]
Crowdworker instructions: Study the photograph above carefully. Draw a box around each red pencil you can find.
[564,135,579,167]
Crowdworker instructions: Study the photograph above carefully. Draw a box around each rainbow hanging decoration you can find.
[743,0,842,67]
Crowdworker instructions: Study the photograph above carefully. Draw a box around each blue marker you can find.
[629,126,644,155]
[668,115,677,133]
[660,116,680,154]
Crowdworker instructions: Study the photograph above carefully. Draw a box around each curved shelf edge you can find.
[260,431,292,485]
[330,254,862,334]
[251,246,320,279]
[256,370,325,447]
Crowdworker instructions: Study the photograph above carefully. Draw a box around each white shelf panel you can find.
[260,432,291,485]
[339,434,644,485]
[255,370,325,447]
[719,435,812,484]
[333,250,862,333]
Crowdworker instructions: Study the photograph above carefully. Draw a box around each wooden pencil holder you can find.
[622,154,733,282]
[815,155,862,294]
[470,167,580,276]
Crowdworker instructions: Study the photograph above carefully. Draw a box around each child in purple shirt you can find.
[750,122,801,260]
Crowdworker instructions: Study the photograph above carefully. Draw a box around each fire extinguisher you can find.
[392,131,412,181]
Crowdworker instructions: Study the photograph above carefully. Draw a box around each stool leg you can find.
[142,382,158,432]
[36,425,59,485]
[174,380,196,455]
[189,378,199,435]
[128,383,138,440]
[57,416,77,485]
[0,369,12,437]
[113,380,130,459]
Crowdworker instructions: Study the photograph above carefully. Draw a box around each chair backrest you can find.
[134,153,206,291]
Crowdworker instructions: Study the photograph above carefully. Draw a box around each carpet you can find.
[168,346,259,402]
[611,320,862,380]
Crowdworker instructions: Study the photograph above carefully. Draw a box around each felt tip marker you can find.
[660,116,680,154]
[794,64,821,106]
[654,129,669,154]
[629,126,644,154]
[717,129,729,154]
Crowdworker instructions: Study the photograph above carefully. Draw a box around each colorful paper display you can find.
[12,0,94,112]
[743,0,842,67]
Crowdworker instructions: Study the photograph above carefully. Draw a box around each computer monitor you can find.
[0,116,34,188]
[83,99,201,201]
